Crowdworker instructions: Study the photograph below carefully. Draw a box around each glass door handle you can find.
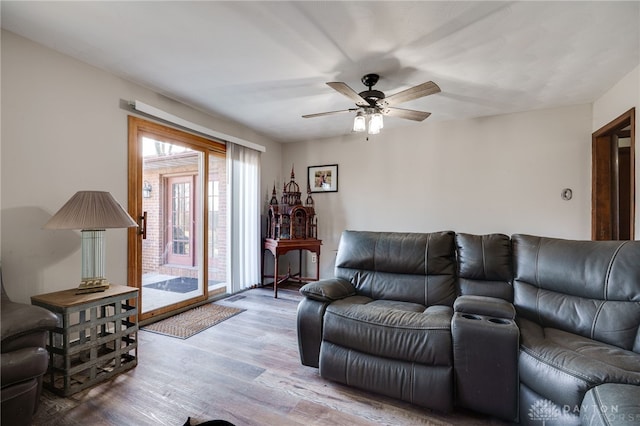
[139,212,148,239]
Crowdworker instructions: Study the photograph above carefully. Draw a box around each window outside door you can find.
[167,175,195,266]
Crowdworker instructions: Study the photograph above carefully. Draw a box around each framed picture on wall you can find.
[308,164,338,193]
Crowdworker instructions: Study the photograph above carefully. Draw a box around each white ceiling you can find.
[2,1,639,143]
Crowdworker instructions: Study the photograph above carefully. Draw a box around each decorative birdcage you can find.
[266,167,317,240]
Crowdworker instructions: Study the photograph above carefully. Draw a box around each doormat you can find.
[142,303,245,339]
[144,277,222,293]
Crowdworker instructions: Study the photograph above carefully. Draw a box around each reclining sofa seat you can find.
[298,230,458,412]
[513,234,640,425]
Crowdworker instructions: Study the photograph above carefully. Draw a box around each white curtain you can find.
[227,143,261,294]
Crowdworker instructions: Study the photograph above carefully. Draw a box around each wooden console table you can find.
[31,284,138,396]
[262,238,322,298]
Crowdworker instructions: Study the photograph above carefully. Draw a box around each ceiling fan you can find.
[302,73,441,134]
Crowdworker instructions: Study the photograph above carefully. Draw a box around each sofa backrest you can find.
[335,230,457,307]
[512,234,640,352]
[455,233,513,301]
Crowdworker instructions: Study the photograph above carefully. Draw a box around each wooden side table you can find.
[31,284,138,396]
[262,238,322,298]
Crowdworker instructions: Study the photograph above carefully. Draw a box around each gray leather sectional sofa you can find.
[296,231,640,424]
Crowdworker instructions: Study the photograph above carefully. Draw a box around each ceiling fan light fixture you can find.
[306,74,439,136]
[368,112,383,135]
[353,111,366,132]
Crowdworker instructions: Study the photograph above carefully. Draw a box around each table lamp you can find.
[44,191,138,294]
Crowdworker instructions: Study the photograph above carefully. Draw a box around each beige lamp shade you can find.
[44,191,137,293]
[44,191,137,230]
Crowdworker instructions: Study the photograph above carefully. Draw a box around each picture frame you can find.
[308,164,338,193]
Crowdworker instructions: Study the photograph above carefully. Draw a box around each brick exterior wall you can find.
[142,152,227,283]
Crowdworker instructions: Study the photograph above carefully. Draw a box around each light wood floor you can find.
[32,284,512,426]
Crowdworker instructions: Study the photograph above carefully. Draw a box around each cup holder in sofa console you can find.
[488,318,511,325]
[461,314,482,320]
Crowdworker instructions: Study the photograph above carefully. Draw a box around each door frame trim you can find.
[591,108,635,240]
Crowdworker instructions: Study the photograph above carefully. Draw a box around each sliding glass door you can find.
[207,152,227,295]
[128,117,227,322]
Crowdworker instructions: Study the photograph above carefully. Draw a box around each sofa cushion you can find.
[453,295,516,320]
[518,318,640,410]
[323,296,453,366]
[334,231,457,306]
[348,270,456,307]
[335,230,455,275]
[513,235,640,351]
[299,278,356,302]
[456,233,513,301]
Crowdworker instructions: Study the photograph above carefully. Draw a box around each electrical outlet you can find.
[311,254,317,263]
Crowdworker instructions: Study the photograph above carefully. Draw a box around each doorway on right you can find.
[592,108,635,240]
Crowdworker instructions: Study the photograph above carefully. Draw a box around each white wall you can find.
[1,30,282,302]
[3,30,635,301]
[283,104,593,278]
[592,65,640,239]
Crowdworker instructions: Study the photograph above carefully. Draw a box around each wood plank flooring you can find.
[32,284,512,426]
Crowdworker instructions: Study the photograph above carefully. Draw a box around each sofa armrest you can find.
[454,295,516,320]
[1,300,58,346]
[300,278,356,302]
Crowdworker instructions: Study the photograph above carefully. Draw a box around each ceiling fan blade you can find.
[381,81,441,107]
[302,109,356,119]
[384,107,432,121]
[326,82,370,106]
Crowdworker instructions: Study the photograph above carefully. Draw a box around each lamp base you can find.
[76,279,110,294]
